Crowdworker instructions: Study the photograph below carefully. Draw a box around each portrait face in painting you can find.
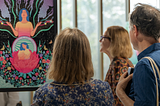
[21,10,27,19]
[22,44,27,49]
[19,8,29,21]
[20,42,29,50]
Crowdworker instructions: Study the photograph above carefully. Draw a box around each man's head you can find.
[130,3,160,41]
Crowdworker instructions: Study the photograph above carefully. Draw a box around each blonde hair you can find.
[48,28,94,84]
[105,26,133,58]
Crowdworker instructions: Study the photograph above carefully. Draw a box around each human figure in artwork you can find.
[6,8,41,37]
[10,41,39,73]
[18,42,31,60]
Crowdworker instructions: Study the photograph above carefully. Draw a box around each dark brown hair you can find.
[130,3,160,41]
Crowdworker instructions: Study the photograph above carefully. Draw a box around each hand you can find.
[116,71,134,106]
[116,71,133,96]
[6,22,12,27]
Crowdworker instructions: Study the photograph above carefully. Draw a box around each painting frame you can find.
[0,0,57,92]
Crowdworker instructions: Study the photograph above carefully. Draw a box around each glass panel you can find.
[77,0,100,79]
[19,92,31,106]
[102,0,126,80]
[61,0,73,29]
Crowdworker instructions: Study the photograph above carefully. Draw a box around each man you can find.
[116,3,160,106]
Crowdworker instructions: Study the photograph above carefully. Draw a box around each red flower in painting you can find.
[42,59,46,63]
[0,56,4,61]
[46,59,50,63]
[46,50,49,54]
[2,65,5,68]
[3,60,7,64]
[10,51,39,73]
[35,72,39,76]
[15,76,18,80]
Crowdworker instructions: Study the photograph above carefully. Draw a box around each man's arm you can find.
[116,72,134,106]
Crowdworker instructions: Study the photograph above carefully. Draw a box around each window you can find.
[103,0,126,80]
[77,0,100,79]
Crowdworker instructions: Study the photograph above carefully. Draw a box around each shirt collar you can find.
[138,43,160,61]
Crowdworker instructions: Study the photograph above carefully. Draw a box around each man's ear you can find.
[133,25,143,42]
[133,25,138,37]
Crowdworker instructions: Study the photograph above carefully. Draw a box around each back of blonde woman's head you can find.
[106,26,133,58]
[48,28,94,84]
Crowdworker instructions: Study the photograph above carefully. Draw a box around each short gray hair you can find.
[130,3,160,41]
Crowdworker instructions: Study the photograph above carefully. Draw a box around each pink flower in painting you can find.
[46,59,50,63]
[35,72,39,76]
[2,65,5,68]
[15,76,18,80]
[19,77,23,80]
[0,56,4,61]
[10,50,39,73]
[46,50,49,54]
[0,51,2,54]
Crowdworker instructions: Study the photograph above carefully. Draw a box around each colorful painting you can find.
[0,0,57,88]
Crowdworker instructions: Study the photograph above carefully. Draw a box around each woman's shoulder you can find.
[35,83,51,92]
[90,79,110,88]
[27,21,32,24]
[16,21,21,25]
[112,57,134,66]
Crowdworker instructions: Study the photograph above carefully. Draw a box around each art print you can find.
[0,0,57,88]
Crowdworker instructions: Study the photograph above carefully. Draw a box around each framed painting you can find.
[0,0,57,91]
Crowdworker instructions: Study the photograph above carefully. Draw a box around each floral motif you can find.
[0,41,51,87]
[31,79,114,106]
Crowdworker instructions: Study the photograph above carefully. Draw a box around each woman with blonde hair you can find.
[31,28,114,105]
[99,26,134,106]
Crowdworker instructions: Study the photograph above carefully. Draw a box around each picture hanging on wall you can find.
[0,0,57,91]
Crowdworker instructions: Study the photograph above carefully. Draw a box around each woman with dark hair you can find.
[6,8,41,37]
[31,28,114,106]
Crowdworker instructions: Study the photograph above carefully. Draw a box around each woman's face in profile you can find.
[99,30,111,53]
[22,44,27,49]
[21,10,27,18]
